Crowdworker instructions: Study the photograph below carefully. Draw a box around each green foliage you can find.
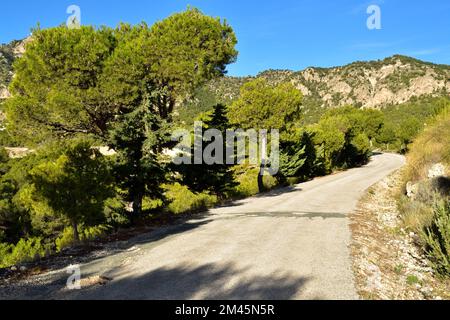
[175,87,219,127]
[380,96,450,153]
[0,146,9,176]
[420,200,450,276]
[0,237,47,268]
[165,183,218,215]
[232,166,260,197]
[231,165,279,197]
[0,41,18,88]
[177,104,237,197]
[30,139,113,241]
[228,79,303,137]
[406,274,421,286]
[147,8,238,101]
[5,26,117,143]
[310,106,375,171]
[279,145,307,178]
[55,227,74,252]
[228,79,303,190]
[108,96,168,219]
[103,194,131,228]
[0,8,239,256]
[55,225,111,252]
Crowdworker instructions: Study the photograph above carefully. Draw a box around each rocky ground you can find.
[350,169,450,300]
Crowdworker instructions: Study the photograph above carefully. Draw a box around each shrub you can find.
[0,242,13,267]
[55,225,111,252]
[104,195,130,228]
[55,227,74,252]
[420,200,450,276]
[232,165,279,198]
[81,225,110,241]
[165,183,218,214]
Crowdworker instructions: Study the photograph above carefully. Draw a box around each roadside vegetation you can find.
[0,7,449,270]
[397,109,450,277]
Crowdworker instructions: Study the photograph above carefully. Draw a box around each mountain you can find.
[0,38,28,100]
[208,55,450,107]
[191,55,450,124]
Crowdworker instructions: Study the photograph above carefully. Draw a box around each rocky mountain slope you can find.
[0,39,28,100]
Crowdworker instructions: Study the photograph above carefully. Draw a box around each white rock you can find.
[406,182,419,199]
[428,163,446,179]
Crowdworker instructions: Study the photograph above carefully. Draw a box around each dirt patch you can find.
[350,169,450,300]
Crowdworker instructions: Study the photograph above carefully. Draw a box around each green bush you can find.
[233,166,260,197]
[82,225,110,241]
[0,237,47,268]
[55,225,111,252]
[104,195,130,228]
[165,183,218,214]
[420,199,450,277]
[55,227,74,252]
[232,165,279,197]
[0,242,13,267]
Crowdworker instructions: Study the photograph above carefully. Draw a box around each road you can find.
[0,153,405,300]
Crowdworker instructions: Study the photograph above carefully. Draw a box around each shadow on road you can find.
[68,263,312,300]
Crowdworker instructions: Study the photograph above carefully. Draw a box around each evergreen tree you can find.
[178,104,237,197]
[108,95,168,220]
[30,139,113,242]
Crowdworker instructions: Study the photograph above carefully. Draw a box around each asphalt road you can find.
[1,153,405,300]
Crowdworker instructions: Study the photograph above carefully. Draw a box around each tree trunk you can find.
[258,165,265,193]
[132,191,144,221]
[72,220,80,243]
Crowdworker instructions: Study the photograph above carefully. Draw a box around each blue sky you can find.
[1,0,449,76]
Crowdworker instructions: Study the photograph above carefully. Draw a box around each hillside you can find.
[177,55,450,125]
[208,55,450,106]
[0,39,28,101]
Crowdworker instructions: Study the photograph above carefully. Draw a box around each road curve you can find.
[1,153,405,300]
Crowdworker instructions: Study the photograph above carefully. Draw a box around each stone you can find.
[406,182,419,200]
[428,163,446,179]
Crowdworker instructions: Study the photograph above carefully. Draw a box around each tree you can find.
[228,79,303,190]
[102,8,238,121]
[103,9,238,214]
[378,122,397,150]
[311,116,348,171]
[30,139,113,242]
[108,96,167,220]
[6,8,238,218]
[311,107,373,171]
[177,104,237,197]
[146,8,238,119]
[397,117,422,153]
[5,26,117,143]
[229,79,303,138]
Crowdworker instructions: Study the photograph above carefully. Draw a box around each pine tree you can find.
[108,95,168,221]
[178,104,237,197]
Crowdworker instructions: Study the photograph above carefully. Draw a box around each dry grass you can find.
[403,109,450,183]
[350,170,450,300]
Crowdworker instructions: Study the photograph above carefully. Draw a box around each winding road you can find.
[1,153,405,300]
